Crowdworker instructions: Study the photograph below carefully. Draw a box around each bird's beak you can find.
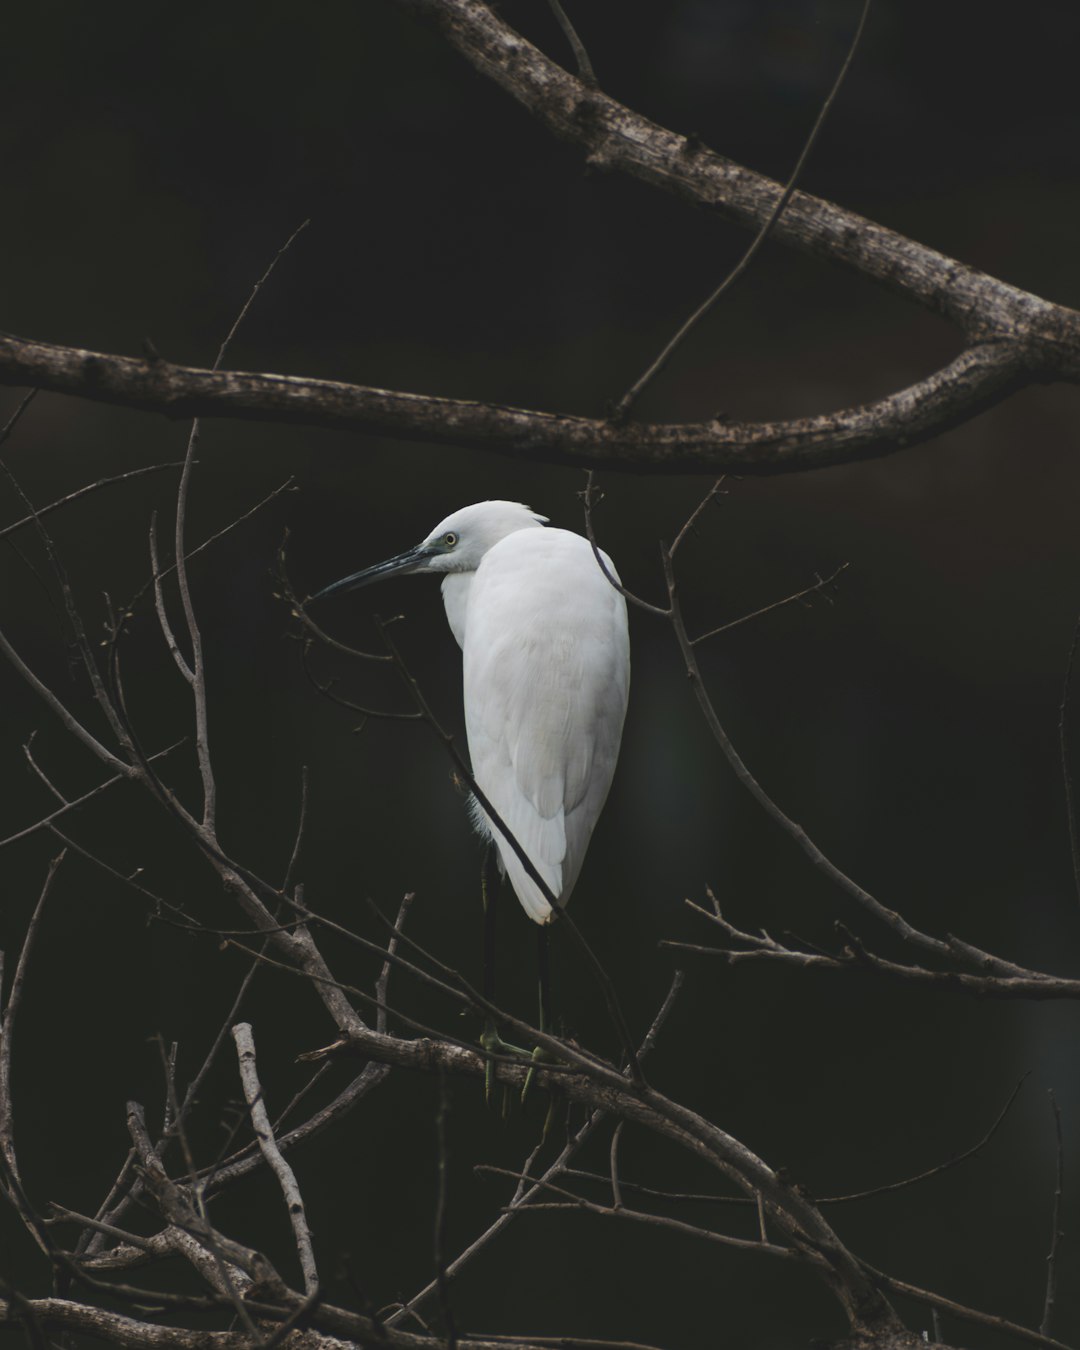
[310,544,437,602]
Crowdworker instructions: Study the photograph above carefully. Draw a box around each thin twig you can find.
[1058,613,1080,911]
[0,853,65,1250]
[434,1068,458,1350]
[0,738,180,853]
[866,1263,1073,1350]
[1040,1090,1065,1338]
[173,419,215,830]
[668,479,725,558]
[0,462,184,542]
[609,1122,624,1210]
[544,0,596,86]
[150,512,193,682]
[612,0,872,418]
[659,548,1033,981]
[170,223,308,833]
[691,562,850,646]
[282,765,310,896]
[387,972,684,1329]
[477,1165,800,1264]
[376,893,416,1035]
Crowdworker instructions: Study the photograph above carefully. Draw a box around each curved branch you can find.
[399,0,1080,364]
[305,1025,904,1337]
[0,332,1037,474]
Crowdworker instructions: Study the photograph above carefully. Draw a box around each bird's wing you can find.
[463,530,629,922]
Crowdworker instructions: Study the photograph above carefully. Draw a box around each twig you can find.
[0,448,135,758]
[658,547,1034,982]
[387,973,684,1328]
[172,418,216,830]
[376,893,416,1035]
[231,1022,319,1295]
[544,0,595,86]
[662,919,1080,1001]
[866,1263,1073,1350]
[169,223,308,833]
[283,765,310,895]
[0,738,179,853]
[580,475,669,617]
[477,1165,800,1264]
[668,479,726,558]
[0,462,184,542]
[612,0,873,418]
[150,512,193,681]
[0,392,36,451]
[299,635,421,721]
[1040,1090,1065,1338]
[434,1068,458,1350]
[609,1122,624,1210]
[1059,613,1080,911]
[0,853,65,1247]
[206,1063,388,1193]
[691,562,850,646]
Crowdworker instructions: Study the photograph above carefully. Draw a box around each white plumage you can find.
[316,500,630,924]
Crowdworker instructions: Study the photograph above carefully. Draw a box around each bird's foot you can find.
[520,1042,554,1105]
[480,1021,531,1108]
[521,1045,560,1141]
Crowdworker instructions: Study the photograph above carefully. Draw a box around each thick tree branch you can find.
[399,0,1080,362]
[0,332,1042,475]
[3,3,1080,475]
[304,1024,903,1337]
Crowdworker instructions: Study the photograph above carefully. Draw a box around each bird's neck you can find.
[440,572,473,650]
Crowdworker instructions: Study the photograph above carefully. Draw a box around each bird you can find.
[313,501,630,936]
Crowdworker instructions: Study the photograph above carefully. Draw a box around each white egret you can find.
[316,500,629,914]
[314,500,630,1049]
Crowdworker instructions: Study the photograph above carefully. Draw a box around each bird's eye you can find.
[443,532,457,546]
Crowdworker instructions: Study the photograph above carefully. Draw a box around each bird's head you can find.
[310,500,547,601]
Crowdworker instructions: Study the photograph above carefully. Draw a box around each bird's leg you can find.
[482,845,499,1004]
[521,922,557,1126]
[538,920,553,1031]
[479,848,528,1105]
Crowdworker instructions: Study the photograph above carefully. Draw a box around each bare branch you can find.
[231,1022,319,1295]
[663,901,1080,1001]
[866,1265,1074,1350]
[0,332,1041,475]
[309,1013,905,1335]
[376,892,416,1035]
[543,0,595,87]
[433,1069,458,1350]
[0,462,184,543]
[0,1296,672,1350]
[0,853,65,1247]
[282,765,310,896]
[167,223,307,832]
[0,738,180,853]
[478,1163,801,1264]
[613,0,872,417]
[400,0,1079,357]
[387,972,684,1329]
[691,562,850,647]
[563,1071,1026,1208]
[1040,1091,1065,1338]
[1059,615,1080,911]
[172,418,216,830]
[149,511,193,682]
[658,545,1039,982]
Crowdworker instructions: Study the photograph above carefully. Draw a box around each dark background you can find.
[2,1,1080,1344]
